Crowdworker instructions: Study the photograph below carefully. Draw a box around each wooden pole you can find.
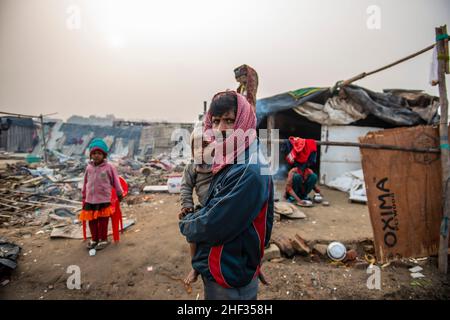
[39,114,48,163]
[436,25,449,274]
[267,115,276,164]
[0,111,40,118]
[260,138,440,154]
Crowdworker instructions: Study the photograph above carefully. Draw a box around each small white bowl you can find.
[327,242,347,261]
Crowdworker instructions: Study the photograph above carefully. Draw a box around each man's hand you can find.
[178,207,194,220]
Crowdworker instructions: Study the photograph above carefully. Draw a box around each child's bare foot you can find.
[258,271,270,286]
[184,269,199,285]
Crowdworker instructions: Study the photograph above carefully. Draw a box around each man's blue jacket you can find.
[179,144,274,288]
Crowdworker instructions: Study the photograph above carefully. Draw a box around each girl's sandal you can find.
[87,240,97,249]
[95,241,109,250]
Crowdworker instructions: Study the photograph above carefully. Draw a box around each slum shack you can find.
[256,85,443,263]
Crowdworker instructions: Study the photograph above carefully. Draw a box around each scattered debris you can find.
[363,244,375,254]
[290,234,311,255]
[326,170,367,203]
[0,146,186,230]
[389,260,414,269]
[167,175,182,194]
[365,254,376,265]
[143,186,169,193]
[274,202,306,219]
[410,272,425,279]
[89,249,96,257]
[272,235,296,258]
[354,261,370,269]
[409,266,424,273]
[343,249,357,262]
[408,257,429,265]
[0,238,21,271]
[263,244,281,262]
[313,244,328,257]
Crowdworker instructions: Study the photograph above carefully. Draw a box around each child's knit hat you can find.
[89,138,108,156]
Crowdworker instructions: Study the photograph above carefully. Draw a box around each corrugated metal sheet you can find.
[32,121,194,159]
[0,124,36,152]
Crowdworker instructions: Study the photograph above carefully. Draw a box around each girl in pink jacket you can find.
[79,138,123,250]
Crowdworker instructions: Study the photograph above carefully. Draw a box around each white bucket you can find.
[167,175,182,194]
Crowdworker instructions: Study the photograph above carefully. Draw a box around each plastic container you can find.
[25,154,42,164]
[167,175,182,194]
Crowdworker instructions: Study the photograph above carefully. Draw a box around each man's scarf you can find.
[203,91,257,174]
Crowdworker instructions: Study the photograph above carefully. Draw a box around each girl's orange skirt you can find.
[79,205,113,221]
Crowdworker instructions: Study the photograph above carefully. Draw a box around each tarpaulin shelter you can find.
[256,85,440,182]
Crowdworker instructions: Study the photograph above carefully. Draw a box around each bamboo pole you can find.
[0,111,40,118]
[436,25,449,274]
[341,43,437,87]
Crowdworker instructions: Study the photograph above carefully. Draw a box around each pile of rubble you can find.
[0,151,187,228]
[114,155,185,195]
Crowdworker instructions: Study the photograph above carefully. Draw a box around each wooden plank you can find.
[360,125,449,263]
[8,190,82,204]
[0,201,21,210]
[20,177,43,186]
[436,25,450,274]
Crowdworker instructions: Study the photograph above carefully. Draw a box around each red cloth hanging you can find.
[285,136,317,165]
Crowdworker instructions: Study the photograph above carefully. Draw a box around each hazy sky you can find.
[0,0,449,122]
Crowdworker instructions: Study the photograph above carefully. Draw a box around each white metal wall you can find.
[320,125,382,185]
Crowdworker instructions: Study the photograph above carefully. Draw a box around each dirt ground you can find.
[1,186,449,300]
